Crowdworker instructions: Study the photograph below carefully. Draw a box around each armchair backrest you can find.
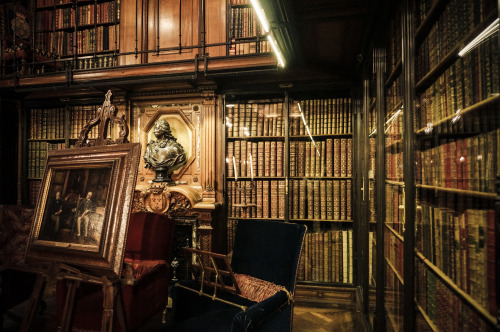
[124,212,175,261]
[230,220,306,293]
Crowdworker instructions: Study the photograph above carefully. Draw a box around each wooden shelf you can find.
[416,184,496,199]
[384,223,404,242]
[415,11,498,93]
[385,180,404,186]
[385,60,402,88]
[414,94,500,135]
[415,303,438,332]
[289,176,353,180]
[289,133,353,139]
[226,135,285,141]
[289,218,353,223]
[415,251,498,328]
[384,256,404,285]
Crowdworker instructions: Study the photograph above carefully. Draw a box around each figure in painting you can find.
[50,191,64,235]
[144,119,187,184]
[74,191,96,238]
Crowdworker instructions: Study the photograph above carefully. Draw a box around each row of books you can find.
[227,180,285,219]
[417,129,499,193]
[416,203,495,314]
[291,98,352,135]
[416,0,496,82]
[385,184,405,235]
[228,40,270,56]
[36,1,119,30]
[290,138,353,178]
[69,105,101,139]
[297,229,353,283]
[416,38,499,131]
[288,179,352,221]
[227,140,284,178]
[386,151,403,182]
[226,102,284,138]
[416,260,496,330]
[36,24,119,56]
[229,7,263,39]
[385,76,403,118]
[27,141,64,179]
[384,228,404,280]
[228,0,250,4]
[29,107,65,140]
[36,0,72,7]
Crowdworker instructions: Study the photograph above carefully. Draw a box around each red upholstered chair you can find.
[56,212,176,331]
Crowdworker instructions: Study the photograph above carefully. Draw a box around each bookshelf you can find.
[382,1,405,330]
[226,0,270,56]
[26,102,112,206]
[224,95,354,288]
[413,0,499,330]
[34,0,120,71]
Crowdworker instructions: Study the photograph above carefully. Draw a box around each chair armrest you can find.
[231,290,290,332]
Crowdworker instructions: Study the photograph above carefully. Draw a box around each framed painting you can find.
[25,143,141,277]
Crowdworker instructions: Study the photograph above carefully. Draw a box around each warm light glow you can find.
[268,35,286,68]
[250,0,269,33]
[459,18,499,57]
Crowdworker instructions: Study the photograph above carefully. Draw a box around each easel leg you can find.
[59,279,81,332]
[20,273,46,332]
[101,281,127,332]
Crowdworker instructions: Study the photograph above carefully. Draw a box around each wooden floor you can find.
[3,284,358,331]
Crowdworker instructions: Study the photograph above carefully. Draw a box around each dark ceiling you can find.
[218,0,382,96]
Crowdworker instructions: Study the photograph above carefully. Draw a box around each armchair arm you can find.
[231,290,290,332]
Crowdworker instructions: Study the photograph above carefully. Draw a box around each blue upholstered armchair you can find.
[163,219,307,332]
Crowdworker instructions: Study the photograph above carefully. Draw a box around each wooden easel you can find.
[21,90,131,331]
[21,263,127,332]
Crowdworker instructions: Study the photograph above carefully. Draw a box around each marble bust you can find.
[144,119,187,184]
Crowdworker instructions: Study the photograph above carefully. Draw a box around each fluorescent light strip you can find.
[459,18,499,57]
[268,35,286,68]
[250,0,269,33]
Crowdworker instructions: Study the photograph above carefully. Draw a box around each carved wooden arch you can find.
[75,90,129,147]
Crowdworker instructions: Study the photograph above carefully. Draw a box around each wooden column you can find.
[201,92,216,202]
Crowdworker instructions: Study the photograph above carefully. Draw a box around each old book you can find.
[278,180,285,219]
[264,141,271,176]
[256,104,264,136]
[320,180,327,220]
[233,104,240,137]
[289,141,297,177]
[256,180,263,218]
[299,180,306,219]
[346,180,352,220]
[292,179,299,219]
[315,141,321,177]
[276,141,283,177]
[270,141,277,177]
[272,104,278,136]
[334,139,341,177]
[340,138,347,177]
[244,103,251,136]
[270,180,278,219]
[340,180,346,220]
[305,141,311,177]
[326,139,333,176]
[333,180,340,220]
[263,104,270,136]
[313,180,320,220]
[251,142,257,179]
[227,141,234,178]
[298,142,306,177]
[240,139,247,177]
[307,180,314,220]
[323,231,330,282]
[251,104,258,136]
[257,141,264,177]
[342,230,348,283]
[311,142,318,177]
[320,140,326,177]
[227,106,234,137]
[326,180,334,220]
[262,180,269,218]
[276,103,283,136]
[346,138,353,177]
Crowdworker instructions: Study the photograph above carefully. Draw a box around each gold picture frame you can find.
[25,143,141,277]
